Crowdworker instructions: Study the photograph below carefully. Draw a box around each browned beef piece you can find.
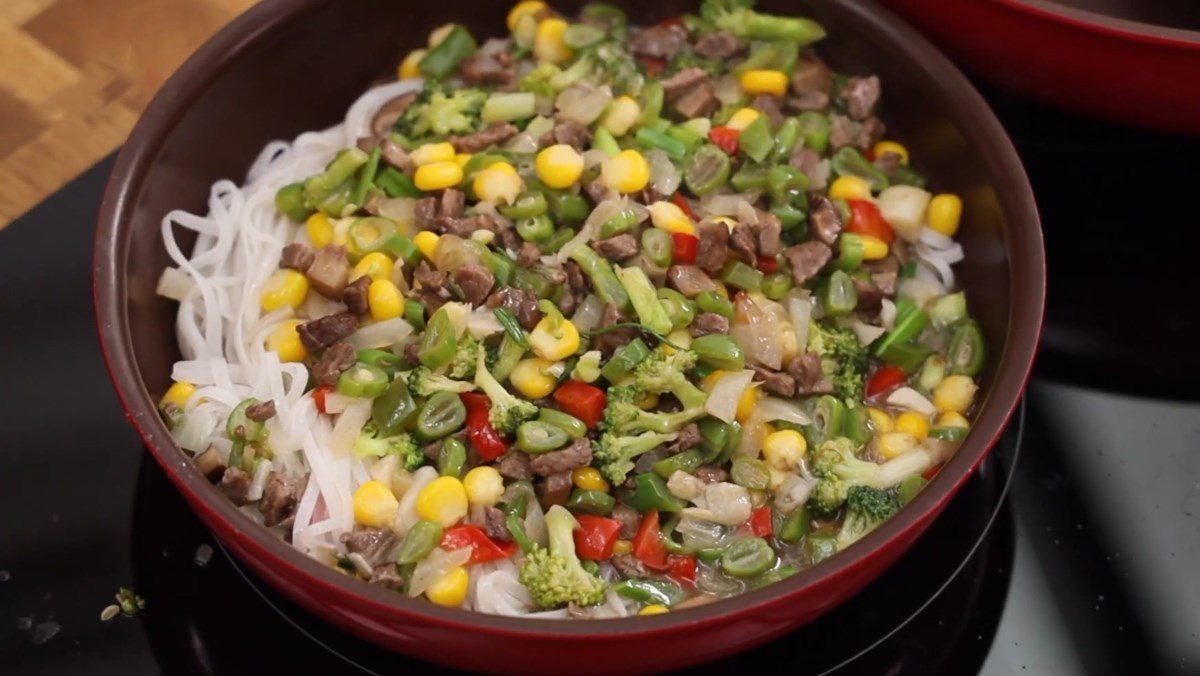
[458,50,516,87]
[875,151,903,176]
[486,286,543,330]
[594,302,637,355]
[756,210,783,257]
[341,527,399,568]
[665,423,703,455]
[859,116,886,149]
[842,75,882,120]
[537,471,573,508]
[694,221,729,276]
[789,352,834,396]
[414,197,439,229]
[690,312,729,337]
[540,119,592,152]
[419,290,449,314]
[381,138,413,174]
[436,214,495,239]
[629,25,687,60]
[194,445,226,482]
[662,67,709,101]
[666,265,718,298]
[788,57,833,111]
[306,245,350,298]
[370,92,418,138]
[413,261,445,289]
[674,81,719,119]
[789,147,822,185]
[583,179,610,204]
[441,188,465,219]
[245,400,276,422]
[260,472,306,527]
[639,185,664,206]
[403,341,421,364]
[218,467,252,506]
[422,439,444,462]
[809,197,843,246]
[830,115,885,151]
[693,31,744,59]
[454,263,495,307]
[341,276,371,314]
[312,342,357,386]
[695,465,729,484]
[751,364,796,397]
[517,241,542,267]
[280,242,315,271]
[564,260,589,297]
[493,219,523,252]
[750,94,784,128]
[298,312,357,351]
[530,438,593,476]
[369,564,405,590]
[854,276,885,313]
[866,257,900,295]
[448,123,519,154]
[611,504,641,540]
[593,233,639,262]
[730,222,758,262]
[785,241,832,285]
[483,506,512,543]
[496,450,534,481]
[611,553,649,579]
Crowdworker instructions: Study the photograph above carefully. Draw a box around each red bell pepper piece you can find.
[313,385,333,414]
[708,126,741,155]
[460,392,510,461]
[671,232,699,264]
[666,554,698,588]
[756,256,779,275]
[441,525,518,565]
[923,464,942,481]
[749,506,774,538]
[552,380,606,429]
[638,56,667,77]
[573,515,623,561]
[866,365,908,397]
[845,199,896,244]
[657,15,684,28]
[632,510,668,571]
[671,192,697,220]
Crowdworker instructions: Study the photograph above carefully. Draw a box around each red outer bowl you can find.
[880,0,1200,134]
[93,0,1044,672]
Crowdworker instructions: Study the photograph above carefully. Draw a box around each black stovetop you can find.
[2,84,1197,675]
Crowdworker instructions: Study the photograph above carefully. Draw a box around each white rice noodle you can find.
[330,400,372,456]
[247,459,273,502]
[912,228,964,290]
[156,266,195,301]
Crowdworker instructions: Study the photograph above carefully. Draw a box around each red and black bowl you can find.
[93,0,1045,672]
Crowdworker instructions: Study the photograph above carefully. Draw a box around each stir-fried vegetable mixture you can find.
[159,0,985,618]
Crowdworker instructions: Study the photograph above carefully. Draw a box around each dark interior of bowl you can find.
[103,0,1042,633]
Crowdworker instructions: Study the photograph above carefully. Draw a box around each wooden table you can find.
[0,0,256,229]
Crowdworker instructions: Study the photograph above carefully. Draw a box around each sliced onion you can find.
[699,193,754,217]
[555,84,612,125]
[897,276,944,308]
[433,234,480,273]
[876,185,931,242]
[173,408,218,453]
[408,546,473,597]
[467,307,503,339]
[369,455,399,485]
[247,458,273,501]
[646,149,680,196]
[302,290,348,321]
[376,198,416,232]
[712,74,743,104]
[156,267,195,301]
[756,397,812,426]
[918,225,955,250]
[876,447,935,488]
[322,391,356,415]
[345,317,414,349]
[582,148,608,170]
[731,294,782,369]
[330,399,371,456]
[504,132,540,154]
[570,293,603,332]
[880,298,898,329]
[393,466,438,535]
[705,369,755,423]
[775,473,817,514]
[851,320,886,346]
[785,289,812,353]
[886,387,938,416]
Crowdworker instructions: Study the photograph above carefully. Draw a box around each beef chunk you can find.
[341,275,371,314]
[538,471,574,508]
[690,312,729,337]
[540,119,592,152]
[785,241,833,285]
[842,75,882,120]
[750,94,784,128]
[306,245,350,298]
[448,123,519,154]
[515,241,541,267]
[788,352,835,396]
[493,219,523,252]
[483,506,512,543]
[730,222,758,262]
[564,260,589,297]
[280,242,315,271]
[530,438,593,476]
[415,197,439,230]
[830,114,885,151]
[440,188,466,219]
[756,210,783,257]
[341,527,399,568]
[218,467,252,506]
[413,261,446,289]
[194,445,227,482]
[496,450,534,481]
[594,302,637,355]
[663,66,709,101]
[809,196,844,246]
[788,57,833,111]
[458,50,517,87]
[298,312,358,351]
[454,263,495,307]
[245,400,276,422]
[371,92,418,138]
[611,504,641,540]
[593,233,640,262]
[693,31,745,59]
[789,147,822,185]
[486,286,543,330]
[665,423,703,455]
[751,364,796,397]
[403,341,421,364]
[629,25,687,60]
[611,553,649,579]
[695,465,729,484]
[854,276,885,313]
[436,214,496,239]
[673,81,719,119]
[369,564,405,590]
[695,221,730,276]
[312,341,357,386]
[866,257,900,296]
[666,265,718,298]
[260,472,306,527]
[584,179,610,204]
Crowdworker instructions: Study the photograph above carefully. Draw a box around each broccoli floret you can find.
[807,322,870,401]
[473,348,538,435]
[518,505,607,608]
[520,55,597,97]
[667,50,722,77]
[352,421,423,470]
[398,88,486,138]
[407,367,476,398]
[699,0,756,23]
[447,334,484,380]
[593,429,679,485]
[632,347,708,410]
[808,436,932,514]
[836,486,901,550]
[602,385,705,434]
[704,1,826,43]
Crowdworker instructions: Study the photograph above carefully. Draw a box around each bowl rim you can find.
[1002,0,1200,47]
[93,0,1044,638]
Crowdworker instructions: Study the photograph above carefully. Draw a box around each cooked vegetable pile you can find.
[158,0,985,618]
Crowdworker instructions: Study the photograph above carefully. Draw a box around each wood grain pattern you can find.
[0,0,257,229]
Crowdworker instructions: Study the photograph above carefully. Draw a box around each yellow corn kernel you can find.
[535,17,572,65]
[602,95,642,137]
[933,375,977,414]
[416,476,469,527]
[639,604,669,616]
[507,0,548,30]
[529,316,581,361]
[411,142,456,167]
[725,107,761,132]
[829,175,873,201]
[927,193,963,237]
[510,357,558,399]
[600,149,650,194]
[938,411,970,429]
[647,200,696,236]
[895,411,931,439]
[368,279,404,321]
[612,539,633,556]
[572,467,610,493]
[414,161,464,191]
[736,384,759,423]
[306,212,334,248]
[780,326,799,363]
[702,370,725,392]
[878,431,918,460]
[426,566,470,607]
[267,320,308,363]
[351,252,395,282]
[160,381,196,410]
[454,153,474,169]
[260,269,309,312]
[428,23,456,48]
[398,49,426,80]
[474,162,524,205]
[536,144,585,189]
[739,70,788,97]
[413,231,440,260]
[872,140,909,165]
[860,235,889,261]
[354,480,399,527]
[867,407,894,434]
[462,466,505,507]
[762,429,807,471]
